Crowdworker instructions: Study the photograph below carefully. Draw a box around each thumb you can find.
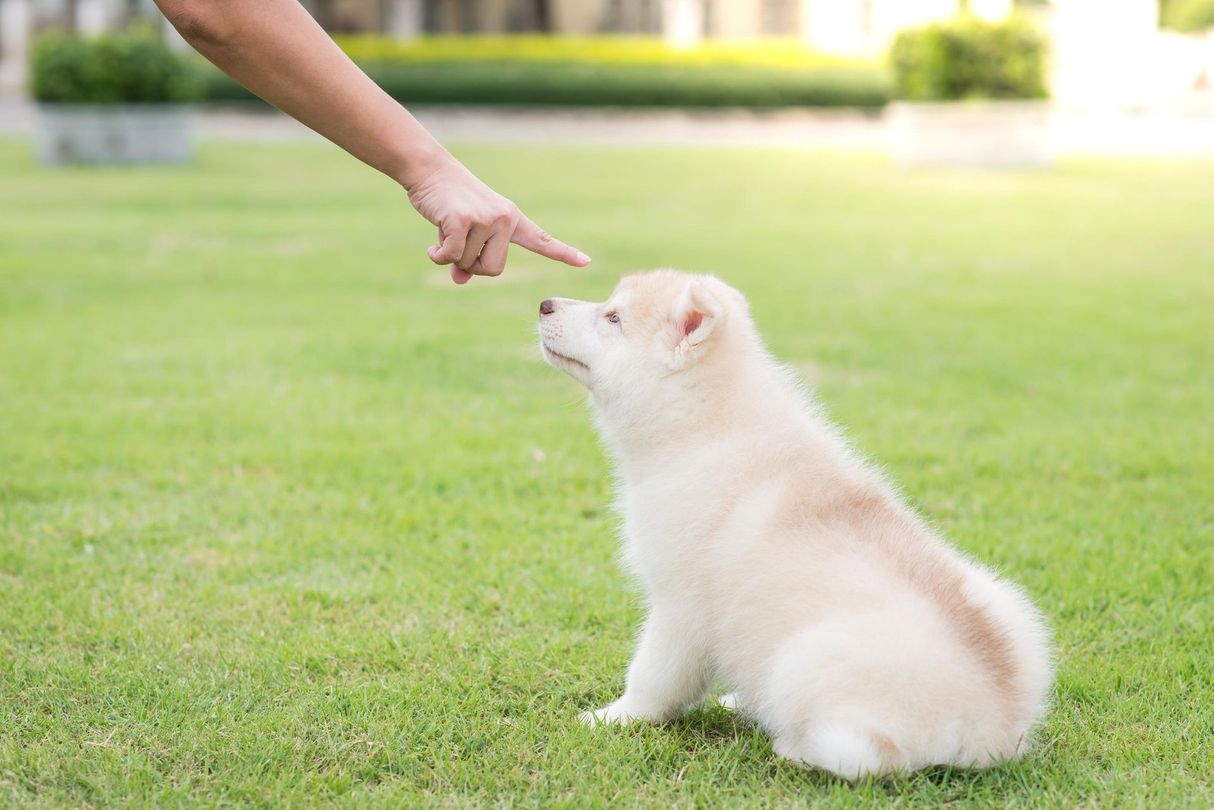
[428,224,468,266]
[512,216,590,267]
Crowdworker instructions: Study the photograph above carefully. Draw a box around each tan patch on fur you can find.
[611,271,689,341]
[871,731,902,767]
[674,417,1031,739]
[782,477,1020,707]
[806,484,890,531]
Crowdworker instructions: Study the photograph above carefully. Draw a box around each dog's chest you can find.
[617,469,732,593]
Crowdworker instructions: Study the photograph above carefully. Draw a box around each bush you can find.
[198,35,891,109]
[30,29,200,104]
[1163,0,1214,33]
[890,17,1047,102]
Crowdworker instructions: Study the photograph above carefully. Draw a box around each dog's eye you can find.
[606,312,621,324]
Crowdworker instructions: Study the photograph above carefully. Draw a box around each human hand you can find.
[405,156,590,284]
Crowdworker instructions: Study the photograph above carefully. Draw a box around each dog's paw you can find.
[579,701,641,728]
[578,708,606,727]
[718,692,740,711]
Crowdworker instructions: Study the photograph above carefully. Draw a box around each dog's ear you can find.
[670,279,725,369]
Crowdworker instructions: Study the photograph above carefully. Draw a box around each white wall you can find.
[552,0,611,34]
[970,0,1013,22]
[76,0,121,36]
[1051,0,1162,109]
[386,0,424,37]
[804,0,966,56]
[662,0,704,48]
[0,0,32,93]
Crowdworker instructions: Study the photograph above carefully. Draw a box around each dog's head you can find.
[537,270,751,410]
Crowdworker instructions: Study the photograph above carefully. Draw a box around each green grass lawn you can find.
[1,139,1212,807]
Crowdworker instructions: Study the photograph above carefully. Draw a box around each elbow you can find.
[159,0,235,48]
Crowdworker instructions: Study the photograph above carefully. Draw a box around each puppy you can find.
[537,270,1052,780]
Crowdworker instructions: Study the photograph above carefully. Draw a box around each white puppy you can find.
[537,270,1052,780]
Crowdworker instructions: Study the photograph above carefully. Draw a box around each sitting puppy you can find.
[537,270,1052,780]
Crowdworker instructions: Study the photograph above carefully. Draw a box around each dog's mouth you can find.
[541,342,590,374]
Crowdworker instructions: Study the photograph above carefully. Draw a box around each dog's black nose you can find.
[539,299,555,316]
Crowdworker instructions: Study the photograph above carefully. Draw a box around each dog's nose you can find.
[539,299,555,316]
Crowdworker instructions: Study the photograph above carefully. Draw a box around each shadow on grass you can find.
[666,703,751,744]
[658,702,1047,798]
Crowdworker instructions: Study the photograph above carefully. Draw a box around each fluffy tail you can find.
[775,724,905,780]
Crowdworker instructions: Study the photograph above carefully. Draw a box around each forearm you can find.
[156,0,446,188]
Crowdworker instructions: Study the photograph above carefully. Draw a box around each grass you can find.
[1,139,1212,807]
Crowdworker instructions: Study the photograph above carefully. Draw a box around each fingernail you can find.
[576,251,591,264]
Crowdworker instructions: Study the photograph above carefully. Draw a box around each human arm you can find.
[154,0,590,282]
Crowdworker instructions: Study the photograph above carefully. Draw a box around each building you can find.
[1,0,1013,90]
[8,0,1206,113]
[312,0,1012,53]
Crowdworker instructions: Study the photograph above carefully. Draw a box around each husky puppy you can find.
[537,270,1052,780]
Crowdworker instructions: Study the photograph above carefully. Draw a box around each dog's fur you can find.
[538,270,1052,780]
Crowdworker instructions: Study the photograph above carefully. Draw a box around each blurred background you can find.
[1,0,1213,156]
[2,2,1213,806]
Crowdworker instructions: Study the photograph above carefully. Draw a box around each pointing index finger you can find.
[511,216,590,267]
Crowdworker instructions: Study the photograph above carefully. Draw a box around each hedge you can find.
[333,35,872,71]
[31,29,200,104]
[1163,0,1214,32]
[198,36,891,109]
[890,17,1047,102]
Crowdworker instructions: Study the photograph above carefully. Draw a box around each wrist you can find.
[391,137,454,191]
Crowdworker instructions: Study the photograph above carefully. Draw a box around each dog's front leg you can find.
[581,606,709,727]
